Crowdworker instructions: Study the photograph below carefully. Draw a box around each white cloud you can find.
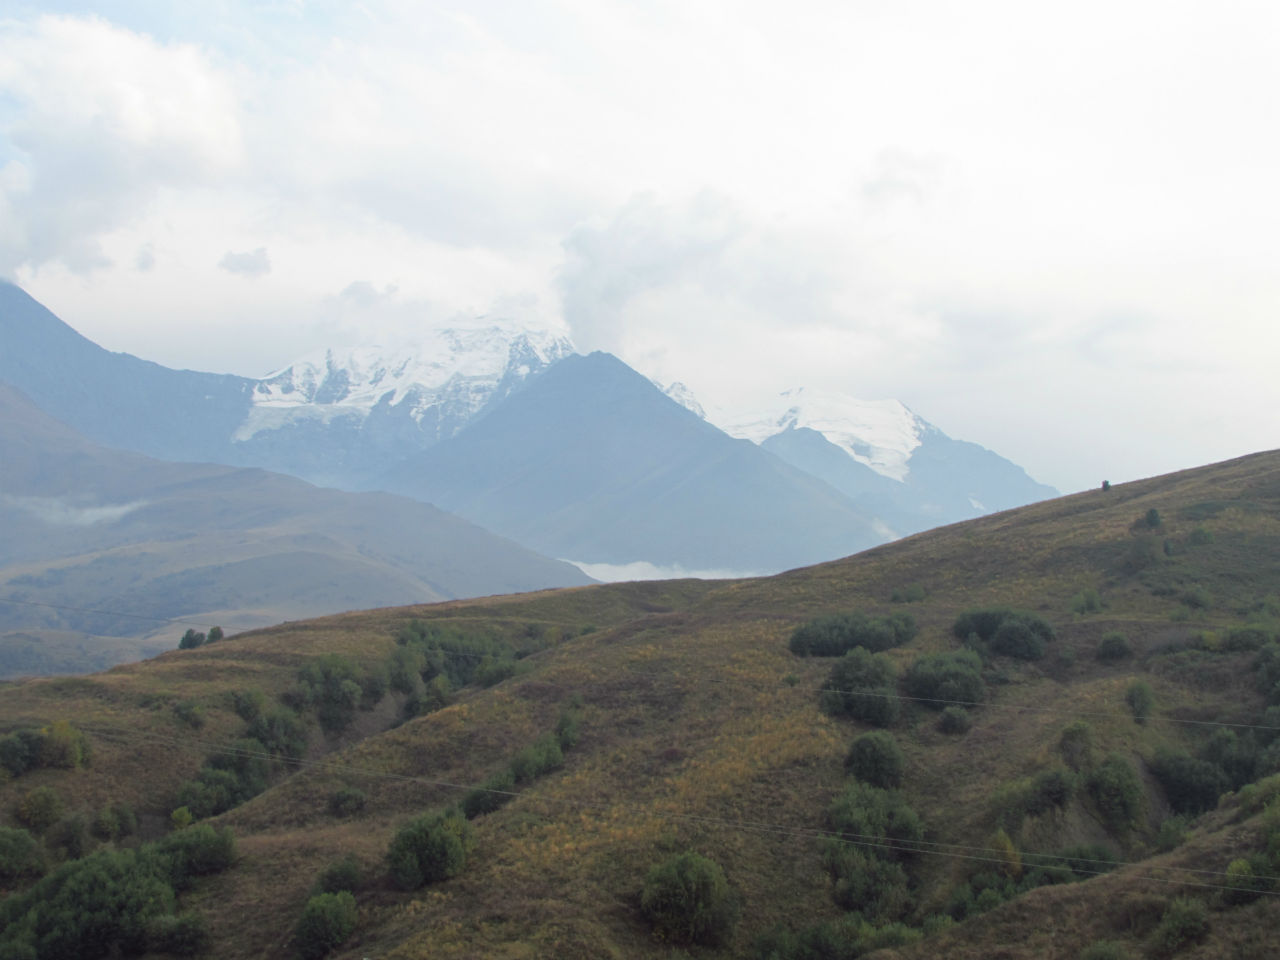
[218,247,270,277]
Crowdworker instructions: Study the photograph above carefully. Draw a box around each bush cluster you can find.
[177,626,223,649]
[462,700,583,819]
[1086,753,1143,831]
[825,782,923,921]
[294,891,357,960]
[789,611,917,657]
[0,825,234,959]
[640,851,738,946]
[820,648,900,726]
[286,654,385,734]
[1,721,90,779]
[903,649,984,709]
[946,844,1116,921]
[387,810,474,890]
[1096,631,1132,661]
[845,731,905,789]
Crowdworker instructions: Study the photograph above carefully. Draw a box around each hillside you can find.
[1,449,1279,959]
[0,384,592,676]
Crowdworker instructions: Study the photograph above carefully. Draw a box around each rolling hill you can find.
[1,448,1278,959]
[0,384,592,677]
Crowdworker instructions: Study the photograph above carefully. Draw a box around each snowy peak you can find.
[712,387,927,482]
[235,323,575,444]
[652,379,707,419]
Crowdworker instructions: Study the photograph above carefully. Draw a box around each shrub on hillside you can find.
[148,912,210,956]
[938,706,972,734]
[232,688,266,722]
[1058,721,1094,771]
[1222,626,1270,652]
[1149,897,1208,957]
[1071,589,1104,615]
[387,810,473,890]
[845,731,905,789]
[14,786,63,832]
[462,768,516,820]
[1150,749,1228,815]
[1087,754,1143,831]
[823,844,912,920]
[1026,767,1076,815]
[827,782,924,856]
[246,706,309,761]
[1125,681,1155,724]
[510,733,563,783]
[327,787,367,818]
[40,719,89,769]
[294,891,358,960]
[313,855,362,895]
[47,813,90,860]
[903,649,984,708]
[890,583,927,603]
[0,826,44,882]
[789,611,916,657]
[820,647,900,726]
[990,619,1046,660]
[1096,631,1132,662]
[640,851,738,946]
[178,628,205,650]
[0,728,44,778]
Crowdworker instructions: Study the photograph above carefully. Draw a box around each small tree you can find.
[387,810,473,890]
[206,625,224,643]
[294,891,357,959]
[179,628,206,650]
[1125,681,1155,724]
[640,851,738,945]
[1096,632,1132,662]
[845,731,905,788]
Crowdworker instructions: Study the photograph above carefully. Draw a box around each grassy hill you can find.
[2,449,1279,959]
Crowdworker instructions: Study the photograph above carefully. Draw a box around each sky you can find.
[1,1,1277,494]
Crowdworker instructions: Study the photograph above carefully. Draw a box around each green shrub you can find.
[154,825,236,891]
[1058,721,1094,771]
[640,851,738,946]
[246,707,309,761]
[232,689,266,722]
[820,647,900,726]
[1142,508,1162,529]
[555,704,584,749]
[313,855,361,895]
[1222,858,1263,905]
[0,826,43,882]
[823,844,912,920]
[827,782,923,856]
[953,608,1054,645]
[13,786,63,832]
[40,720,89,769]
[904,649,984,708]
[294,891,357,960]
[1071,589,1104,615]
[1222,626,1270,652]
[462,768,516,820]
[148,912,210,956]
[890,583,927,603]
[1026,767,1076,814]
[1150,749,1228,815]
[1096,631,1132,661]
[990,618,1046,660]
[178,628,205,650]
[1149,897,1208,957]
[47,813,90,860]
[387,810,473,890]
[1125,681,1155,723]
[845,731,905,789]
[0,729,43,778]
[1156,815,1188,851]
[327,787,367,818]
[1087,754,1143,831]
[510,733,564,783]
[789,611,916,656]
[938,706,972,734]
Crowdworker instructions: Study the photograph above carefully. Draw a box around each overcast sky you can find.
[2,1,1277,493]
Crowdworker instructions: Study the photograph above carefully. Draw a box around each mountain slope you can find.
[2,447,1277,958]
[0,384,592,675]
[381,351,889,572]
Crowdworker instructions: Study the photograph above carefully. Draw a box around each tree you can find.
[294,892,357,959]
[845,731,905,788]
[640,852,738,945]
[178,629,205,650]
[387,810,473,890]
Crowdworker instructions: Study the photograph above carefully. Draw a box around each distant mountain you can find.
[707,388,1058,536]
[0,282,1056,574]
[380,352,887,572]
[0,384,592,675]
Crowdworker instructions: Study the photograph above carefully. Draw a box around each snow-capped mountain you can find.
[678,384,1057,537]
[228,322,575,487]
[238,324,574,443]
[712,388,925,482]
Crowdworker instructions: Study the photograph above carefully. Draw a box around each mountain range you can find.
[0,281,1055,579]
